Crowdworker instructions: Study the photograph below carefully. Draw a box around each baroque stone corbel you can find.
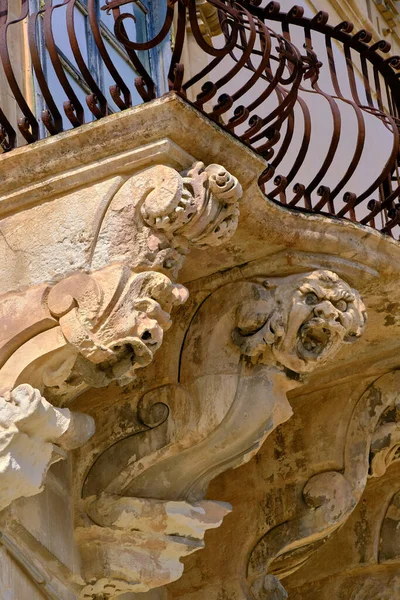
[247,370,400,600]
[78,269,366,598]
[0,161,242,404]
[0,161,241,527]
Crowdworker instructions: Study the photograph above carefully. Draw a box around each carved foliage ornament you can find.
[45,270,189,394]
[140,162,242,251]
[89,161,242,277]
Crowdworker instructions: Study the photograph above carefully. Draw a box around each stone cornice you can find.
[1,95,400,290]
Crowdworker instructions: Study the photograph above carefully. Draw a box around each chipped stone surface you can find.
[0,96,399,600]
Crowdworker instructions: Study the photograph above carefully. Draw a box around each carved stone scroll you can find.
[0,161,242,404]
[89,161,242,277]
[79,270,366,597]
[247,370,400,599]
[0,160,243,595]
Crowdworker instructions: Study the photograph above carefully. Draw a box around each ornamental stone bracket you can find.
[75,269,366,597]
[247,370,400,599]
[0,160,242,403]
[0,95,399,600]
[0,156,243,588]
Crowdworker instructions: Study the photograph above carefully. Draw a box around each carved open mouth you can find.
[298,318,342,360]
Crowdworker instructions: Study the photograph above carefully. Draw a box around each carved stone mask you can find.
[271,270,367,372]
[233,270,367,374]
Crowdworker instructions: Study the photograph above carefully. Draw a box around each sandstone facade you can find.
[0,94,399,600]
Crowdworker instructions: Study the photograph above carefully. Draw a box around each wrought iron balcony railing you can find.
[1,0,400,237]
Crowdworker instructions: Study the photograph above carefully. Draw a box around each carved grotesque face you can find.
[271,271,366,373]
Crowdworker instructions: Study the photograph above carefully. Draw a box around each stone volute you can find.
[1,94,399,600]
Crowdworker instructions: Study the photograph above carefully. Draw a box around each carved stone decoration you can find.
[79,270,366,597]
[0,384,94,511]
[0,270,188,403]
[89,161,242,277]
[46,270,189,397]
[233,269,366,374]
[78,496,231,597]
[0,161,242,403]
[0,159,242,596]
[247,370,400,599]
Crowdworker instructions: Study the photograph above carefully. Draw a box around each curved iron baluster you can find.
[0,0,38,142]
[67,0,108,118]
[1,0,400,236]
[88,0,132,110]
[28,2,64,135]
[42,0,85,127]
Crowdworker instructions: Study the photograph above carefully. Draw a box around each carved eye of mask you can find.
[335,299,348,312]
[305,292,319,305]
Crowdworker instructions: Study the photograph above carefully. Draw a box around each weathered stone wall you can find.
[0,95,399,600]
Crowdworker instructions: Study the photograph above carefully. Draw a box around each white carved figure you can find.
[0,384,95,511]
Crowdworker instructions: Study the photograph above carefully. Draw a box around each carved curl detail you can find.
[140,161,242,250]
[248,371,400,599]
[44,270,188,394]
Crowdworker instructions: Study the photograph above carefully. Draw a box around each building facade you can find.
[0,1,400,600]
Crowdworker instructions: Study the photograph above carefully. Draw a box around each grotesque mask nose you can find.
[314,300,339,321]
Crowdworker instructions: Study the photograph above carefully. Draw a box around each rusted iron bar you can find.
[0,0,399,238]
[248,1,400,236]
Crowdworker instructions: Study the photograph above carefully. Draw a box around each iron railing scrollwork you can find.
[0,0,400,237]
